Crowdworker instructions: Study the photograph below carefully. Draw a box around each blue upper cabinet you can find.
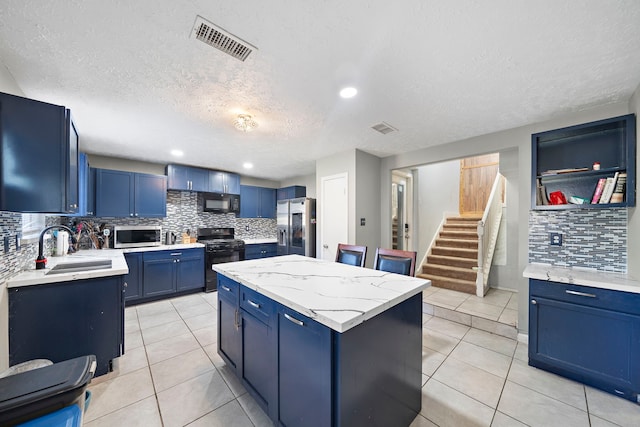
[166,164,209,192]
[532,114,636,210]
[277,185,306,200]
[69,153,95,217]
[95,168,166,218]
[0,92,79,213]
[240,185,276,218]
[209,170,240,194]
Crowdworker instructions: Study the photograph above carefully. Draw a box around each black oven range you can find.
[197,227,245,292]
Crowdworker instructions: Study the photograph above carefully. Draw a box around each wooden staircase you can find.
[417,216,481,295]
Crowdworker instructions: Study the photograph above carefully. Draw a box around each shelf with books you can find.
[531,114,636,210]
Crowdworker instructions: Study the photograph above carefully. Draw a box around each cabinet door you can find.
[240,185,259,218]
[65,112,79,213]
[134,173,167,217]
[259,188,276,218]
[242,310,276,415]
[0,92,71,213]
[264,243,277,258]
[225,173,241,195]
[176,249,205,291]
[530,295,640,401]
[208,171,225,193]
[244,244,262,260]
[277,305,332,427]
[143,253,176,297]
[218,292,242,373]
[166,164,190,191]
[124,253,143,302]
[95,169,134,217]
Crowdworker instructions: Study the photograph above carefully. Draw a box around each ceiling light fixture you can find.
[170,149,184,156]
[234,114,258,132]
[243,162,253,169]
[339,87,357,98]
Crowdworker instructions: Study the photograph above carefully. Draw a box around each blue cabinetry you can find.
[245,243,277,260]
[277,185,306,200]
[8,275,124,377]
[209,170,240,194]
[95,169,166,218]
[531,114,636,209]
[240,185,276,218]
[142,248,204,299]
[166,164,209,191]
[217,276,241,372]
[529,279,640,403]
[0,92,79,213]
[123,252,142,301]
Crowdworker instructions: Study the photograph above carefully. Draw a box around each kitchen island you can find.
[213,254,430,426]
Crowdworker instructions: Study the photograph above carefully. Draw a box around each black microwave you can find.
[202,192,240,214]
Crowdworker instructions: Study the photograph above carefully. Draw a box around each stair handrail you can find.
[476,173,505,296]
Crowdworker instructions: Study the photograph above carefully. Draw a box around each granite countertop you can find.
[242,238,277,244]
[523,263,640,294]
[212,254,430,333]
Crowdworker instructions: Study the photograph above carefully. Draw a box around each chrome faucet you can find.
[35,225,74,269]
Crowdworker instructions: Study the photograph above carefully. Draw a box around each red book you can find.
[591,178,607,203]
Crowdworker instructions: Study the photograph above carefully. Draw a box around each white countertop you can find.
[7,249,129,288]
[242,238,277,245]
[523,263,640,294]
[212,254,430,333]
[120,243,204,253]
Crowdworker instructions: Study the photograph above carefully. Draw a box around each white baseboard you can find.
[517,333,528,343]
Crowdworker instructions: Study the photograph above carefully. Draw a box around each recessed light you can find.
[243,162,253,169]
[339,87,357,98]
[171,149,184,157]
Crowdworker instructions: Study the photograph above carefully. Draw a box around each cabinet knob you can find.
[130,213,134,217]
[531,299,537,305]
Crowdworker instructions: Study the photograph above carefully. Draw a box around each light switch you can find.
[360,218,366,226]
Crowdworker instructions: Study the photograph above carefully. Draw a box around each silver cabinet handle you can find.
[531,299,537,305]
[248,300,261,308]
[284,313,304,326]
[565,290,596,298]
[171,253,182,256]
[221,285,231,292]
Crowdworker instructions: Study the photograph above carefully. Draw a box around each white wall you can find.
[381,102,631,333]
[280,173,317,198]
[414,160,460,262]
[628,83,640,278]
[355,150,381,268]
[0,61,24,371]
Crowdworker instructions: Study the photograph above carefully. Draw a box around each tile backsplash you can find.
[528,208,627,273]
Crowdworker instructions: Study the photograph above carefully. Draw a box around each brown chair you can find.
[335,243,367,267]
[373,248,417,276]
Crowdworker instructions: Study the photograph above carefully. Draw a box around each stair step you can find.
[446,216,481,223]
[421,263,477,281]
[427,254,477,269]
[435,238,478,249]
[439,230,478,239]
[432,246,478,259]
[443,223,477,231]
[417,273,476,294]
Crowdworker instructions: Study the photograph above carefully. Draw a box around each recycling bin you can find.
[0,355,96,426]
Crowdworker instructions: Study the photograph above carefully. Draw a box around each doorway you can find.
[391,171,413,251]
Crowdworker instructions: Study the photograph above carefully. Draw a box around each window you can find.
[21,213,46,242]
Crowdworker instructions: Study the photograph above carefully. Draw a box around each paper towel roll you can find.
[56,231,69,256]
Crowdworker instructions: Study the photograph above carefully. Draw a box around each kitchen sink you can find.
[46,258,112,274]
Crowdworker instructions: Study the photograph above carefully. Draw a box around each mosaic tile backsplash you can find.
[528,208,627,273]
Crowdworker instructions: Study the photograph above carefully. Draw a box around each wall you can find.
[414,160,460,263]
[280,173,317,198]
[355,150,381,268]
[381,102,630,334]
[628,83,640,278]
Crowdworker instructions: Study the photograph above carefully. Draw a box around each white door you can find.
[320,173,348,261]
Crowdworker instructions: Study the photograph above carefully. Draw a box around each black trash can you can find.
[0,355,96,426]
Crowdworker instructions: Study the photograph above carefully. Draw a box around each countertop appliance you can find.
[113,225,162,248]
[277,197,316,257]
[197,227,245,292]
[201,192,240,214]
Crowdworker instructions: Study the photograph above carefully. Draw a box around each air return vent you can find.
[371,122,398,135]
[192,15,257,61]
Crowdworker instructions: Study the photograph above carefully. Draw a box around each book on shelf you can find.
[598,172,620,204]
[591,178,607,203]
[609,172,627,203]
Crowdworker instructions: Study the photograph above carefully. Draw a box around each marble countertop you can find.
[120,243,204,253]
[242,238,277,245]
[7,249,129,288]
[523,263,640,294]
[212,254,430,333]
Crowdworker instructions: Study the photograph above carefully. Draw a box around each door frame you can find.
[391,170,414,251]
[319,172,349,261]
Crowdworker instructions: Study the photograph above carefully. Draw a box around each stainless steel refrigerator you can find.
[277,197,316,257]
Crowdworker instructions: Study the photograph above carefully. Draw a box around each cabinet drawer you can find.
[530,279,640,315]
[143,250,181,262]
[218,275,239,301]
[241,286,275,325]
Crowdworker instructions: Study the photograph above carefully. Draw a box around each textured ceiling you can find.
[1,1,639,180]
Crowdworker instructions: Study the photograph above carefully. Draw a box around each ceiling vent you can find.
[371,122,398,135]
[191,15,257,62]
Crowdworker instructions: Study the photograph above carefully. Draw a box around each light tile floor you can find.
[84,292,640,427]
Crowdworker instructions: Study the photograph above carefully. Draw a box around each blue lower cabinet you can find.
[8,276,124,377]
[143,251,176,297]
[218,289,241,373]
[529,279,640,403]
[245,243,277,260]
[124,253,142,301]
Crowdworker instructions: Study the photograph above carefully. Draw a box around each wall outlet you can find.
[550,232,563,246]
[4,236,9,253]
[15,233,21,251]
[360,218,366,226]
[245,225,249,231]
